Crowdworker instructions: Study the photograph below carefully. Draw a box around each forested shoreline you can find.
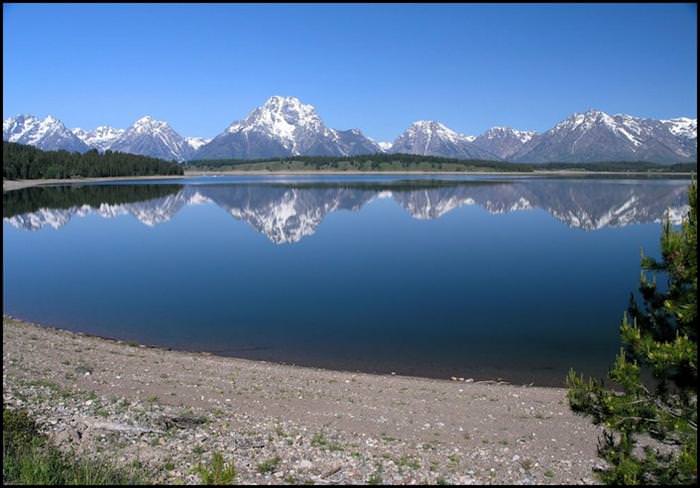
[3,142,184,179]
[187,153,697,173]
[3,142,695,179]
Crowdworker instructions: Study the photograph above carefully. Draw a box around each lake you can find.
[2,174,691,386]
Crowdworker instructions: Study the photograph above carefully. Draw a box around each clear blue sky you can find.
[3,3,697,140]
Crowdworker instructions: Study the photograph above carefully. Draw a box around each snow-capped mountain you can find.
[109,116,193,162]
[4,105,696,163]
[389,121,496,160]
[388,112,696,163]
[194,96,381,160]
[3,115,89,152]
[72,122,210,157]
[472,127,538,160]
[661,117,697,138]
[334,128,383,156]
[514,110,697,163]
[377,141,393,152]
[185,136,211,151]
[72,126,125,152]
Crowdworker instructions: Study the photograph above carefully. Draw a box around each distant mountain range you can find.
[3,115,207,163]
[5,180,690,243]
[3,96,696,163]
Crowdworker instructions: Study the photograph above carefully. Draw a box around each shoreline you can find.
[3,315,603,484]
[2,174,185,192]
[2,314,531,388]
[184,169,695,176]
[3,169,694,192]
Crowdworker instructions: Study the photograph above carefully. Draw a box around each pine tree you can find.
[567,180,697,485]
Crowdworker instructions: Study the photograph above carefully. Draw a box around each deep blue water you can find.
[2,175,691,385]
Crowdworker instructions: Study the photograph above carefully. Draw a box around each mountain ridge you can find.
[4,98,696,164]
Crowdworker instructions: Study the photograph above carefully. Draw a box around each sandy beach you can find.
[3,316,604,484]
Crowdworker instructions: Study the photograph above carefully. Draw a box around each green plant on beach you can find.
[256,455,281,474]
[367,463,384,485]
[3,405,146,484]
[567,180,697,485]
[194,451,236,484]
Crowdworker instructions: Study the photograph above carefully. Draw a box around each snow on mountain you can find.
[72,126,125,152]
[377,141,393,152]
[185,137,211,151]
[472,126,538,159]
[5,104,696,164]
[74,123,212,157]
[109,116,193,161]
[3,114,89,152]
[514,109,696,163]
[661,117,697,139]
[193,96,381,160]
[225,96,324,151]
[389,120,496,159]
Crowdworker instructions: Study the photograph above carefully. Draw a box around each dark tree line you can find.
[187,152,696,173]
[3,142,184,180]
[4,142,693,178]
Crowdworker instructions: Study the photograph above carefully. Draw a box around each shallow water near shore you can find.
[2,174,691,386]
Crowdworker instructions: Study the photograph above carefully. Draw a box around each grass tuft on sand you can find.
[3,405,148,485]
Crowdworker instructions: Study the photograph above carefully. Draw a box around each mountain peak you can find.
[3,114,88,153]
[263,95,304,107]
[485,126,515,135]
[661,117,697,139]
[110,116,190,161]
[257,95,318,120]
[391,120,491,158]
[406,120,477,142]
[553,109,615,132]
[579,109,612,121]
[185,136,211,151]
[472,126,537,159]
[479,126,536,146]
[411,120,448,130]
[224,96,326,152]
[43,115,61,125]
[133,115,165,127]
[128,116,173,137]
[72,125,125,152]
[197,96,380,159]
[377,141,393,152]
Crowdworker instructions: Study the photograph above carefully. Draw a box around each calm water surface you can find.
[2,175,691,386]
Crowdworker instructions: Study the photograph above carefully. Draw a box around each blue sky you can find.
[3,3,697,140]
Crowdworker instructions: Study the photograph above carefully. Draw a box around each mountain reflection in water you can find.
[4,178,690,244]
